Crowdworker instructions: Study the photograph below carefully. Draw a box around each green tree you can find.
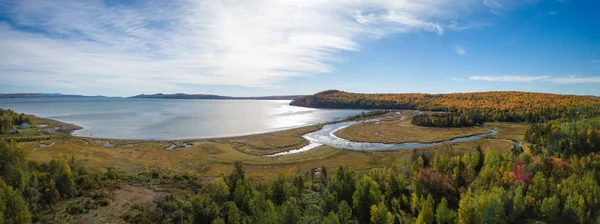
[436,198,456,224]
[322,211,341,224]
[416,194,434,224]
[528,172,548,211]
[202,178,230,204]
[0,179,32,224]
[193,195,221,223]
[352,175,381,223]
[564,193,588,224]
[510,185,525,221]
[49,158,76,197]
[330,166,356,204]
[233,178,253,213]
[249,193,278,224]
[337,200,353,224]
[458,187,506,224]
[212,218,225,224]
[227,202,240,224]
[0,140,28,191]
[477,187,506,224]
[268,173,288,205]
[227,161,246,197]
[540,195,560,222]
[411,192,421,215]
[371,202,393,224]
[280,197,301,224]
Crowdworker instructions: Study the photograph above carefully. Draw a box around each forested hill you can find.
[290,90,600,122]
[131,93,304,100]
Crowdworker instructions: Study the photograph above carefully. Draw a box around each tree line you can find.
[411,112,485,128]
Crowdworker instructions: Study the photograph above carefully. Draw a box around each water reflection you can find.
[0,98,367,140]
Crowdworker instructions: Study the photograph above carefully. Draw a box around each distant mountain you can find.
[0,93,109,98]
[131,93,304,100]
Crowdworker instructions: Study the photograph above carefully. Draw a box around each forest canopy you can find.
[291,90,600,125]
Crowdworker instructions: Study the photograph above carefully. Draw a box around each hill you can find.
[290,90,600,122]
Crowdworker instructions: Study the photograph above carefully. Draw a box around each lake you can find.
[0,98,367,140]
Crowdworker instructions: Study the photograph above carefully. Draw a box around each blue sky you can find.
[0,0,599,97]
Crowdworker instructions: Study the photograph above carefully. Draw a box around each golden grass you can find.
[484,122,528,141]
[336,118,489,144]
[215,124,322,156]
[19,112,523,182]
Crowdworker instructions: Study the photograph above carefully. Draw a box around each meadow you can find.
[14,111,523,181]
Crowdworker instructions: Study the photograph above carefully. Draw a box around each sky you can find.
[0,0,599,97]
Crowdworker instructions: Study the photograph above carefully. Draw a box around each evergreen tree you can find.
[435,198,456,224]
[352,175,381,223]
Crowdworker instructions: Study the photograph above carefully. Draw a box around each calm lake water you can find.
[0,98,367,140]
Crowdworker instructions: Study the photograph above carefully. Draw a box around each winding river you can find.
[267,121,498,156]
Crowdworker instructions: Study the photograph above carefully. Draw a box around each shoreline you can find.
[31,113,364,143]
[29,110,495,147]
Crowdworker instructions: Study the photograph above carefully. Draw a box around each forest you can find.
[525,117,600,158]
[291,90,600,126]
[1,112,600,223]
[410,112,485,128]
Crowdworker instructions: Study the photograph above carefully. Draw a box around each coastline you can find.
[32,115,84,135]
[29,113,346,143]
[28,110,493,147]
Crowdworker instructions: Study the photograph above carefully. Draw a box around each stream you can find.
[267,121,498,157]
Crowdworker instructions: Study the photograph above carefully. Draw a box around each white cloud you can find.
[467,75,600,83]
[455,46,467,55]
[450,77,466,81]
[592,60,600,63]
[0,0,483,94]
[447,21,491,31]
[551,76,600,84]
[482,0,536,14]
[469,75,549,82]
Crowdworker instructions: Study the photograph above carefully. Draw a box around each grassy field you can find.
[335,111,490,144]
[20,113,524,181]
[214,124,323,156]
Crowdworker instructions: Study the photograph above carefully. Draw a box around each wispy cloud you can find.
[552,76,600,84]
[450,77,466,81]
[447,21,491,31]
[483,0,536,14]
[592,60,600,63]
[0,0,484,94]
[467,75,600,83]
[469,75,549,82]
[455,46,467,55]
